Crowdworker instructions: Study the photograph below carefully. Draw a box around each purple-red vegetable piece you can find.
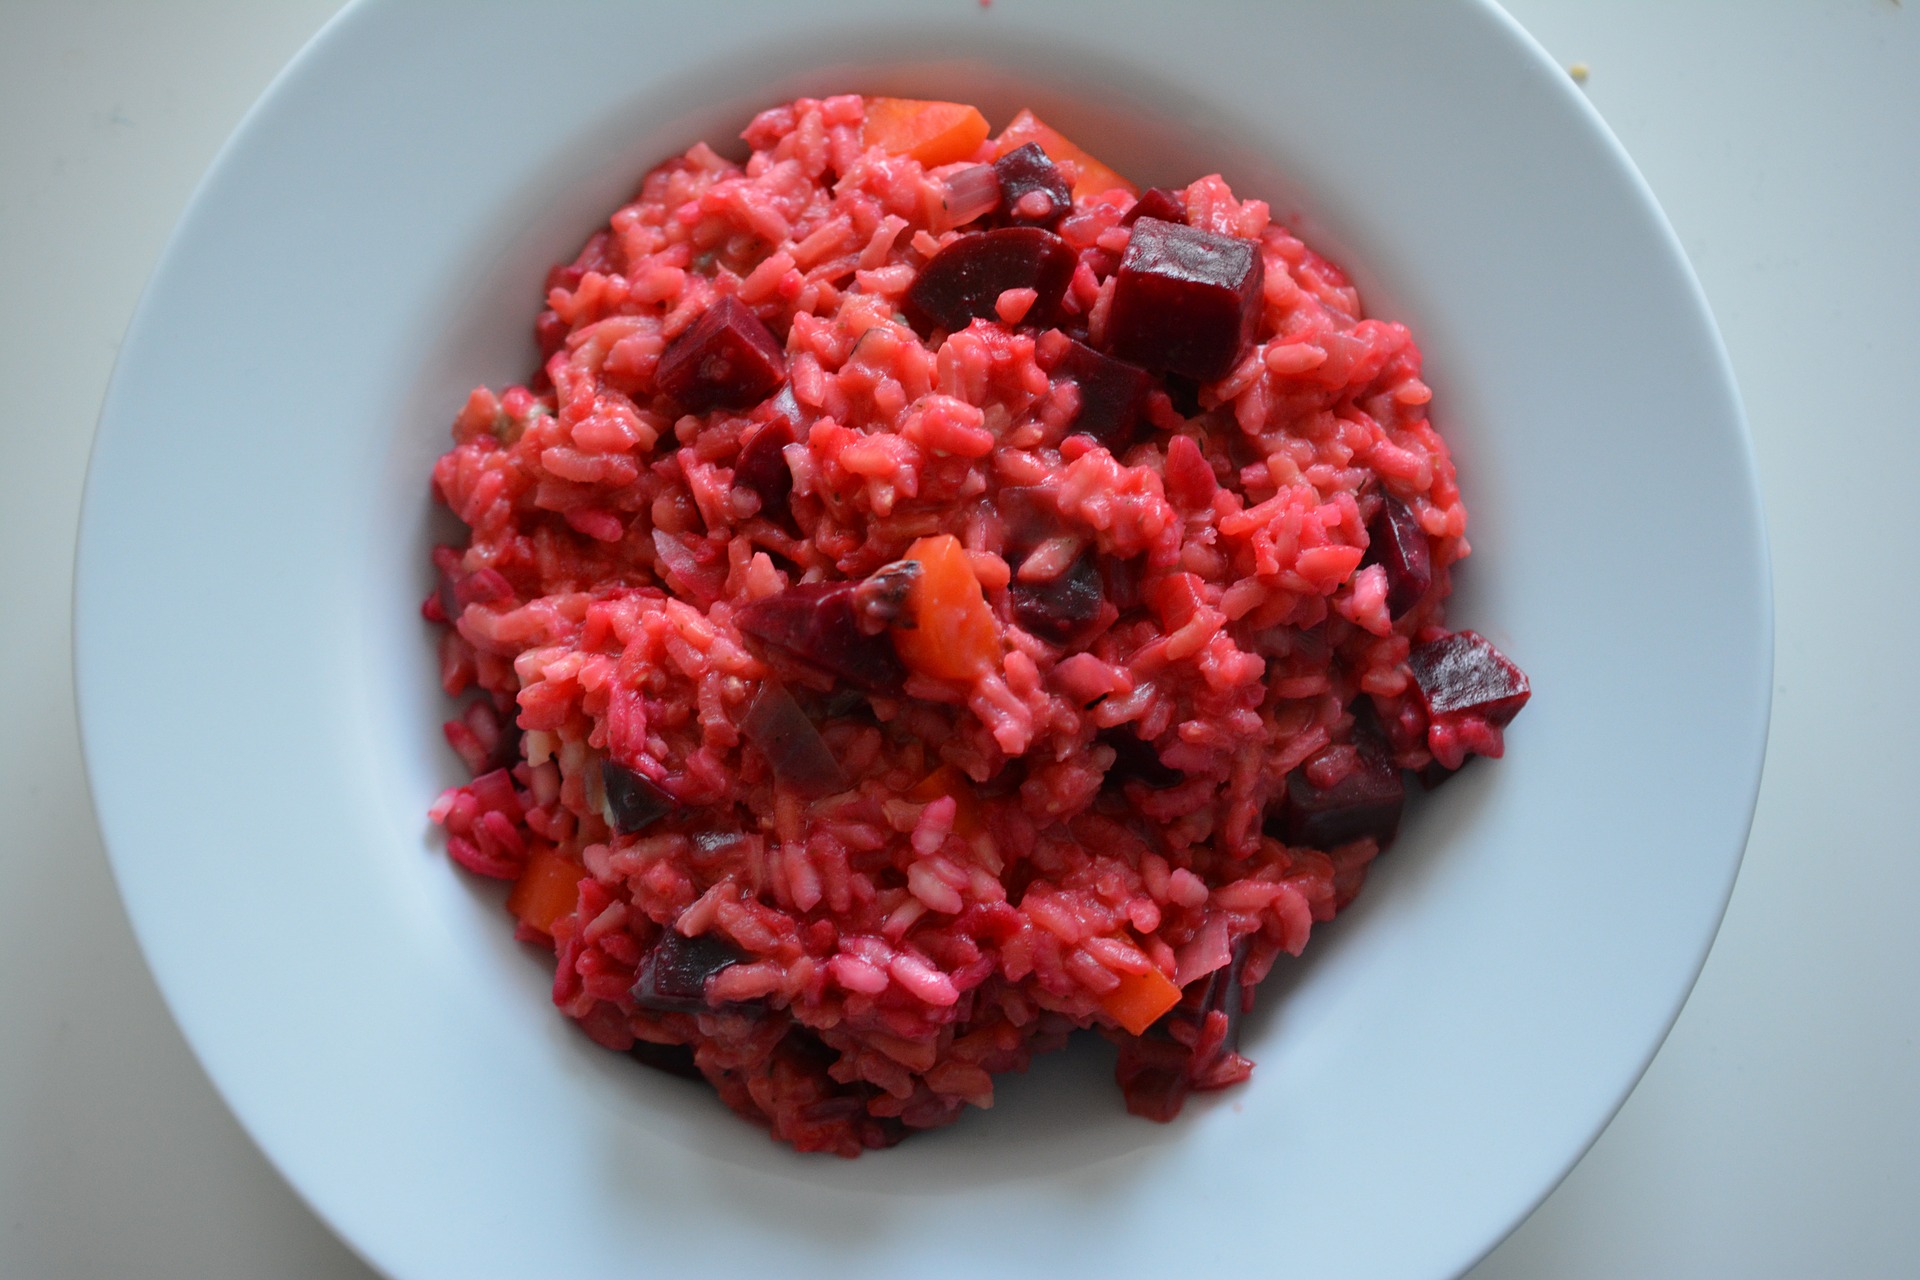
[992,142,1072,229]
[628,1039,702,1080]
[1408,630,1531,770]
[1279,737,1405,849]
[742,678,850,798]
[735,581,907,693]
[1012,556,1106,644]
[1365,494,1433,619]
[600,758,677,835]
[632,930,747,1013]
[903,228,1075,335]
[1105,217,1264,382]
[734,417,796,524]
[1122,187,1186,227]
[1053,337,1153,452]
[1101,728,1183,790]
[656,295,787,411]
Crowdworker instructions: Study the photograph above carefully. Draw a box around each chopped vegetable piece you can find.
[902,228,1075,336]
[1051,336,1152,451]
[1100,965,1182,1035]
[628,1039,702,1080]
[601,758,677,835]
[1115,933,1255,1120]
[992,108,1138,199]
[1011,555,1106,644]
[1408,630,1531,770]
[994,484,1059,554]
[742,678,849,797]
[1106,217,1264,381]
[735,580,907,692]
[655,296,786,411]
[734,417,795,524]
[1279,737,1405,849]
[991,142,1072,229]
[894,534,1003,681]
[632,930,747,1013]
[862,97,990,167]
[908,762,986,837]
[941,163,1002,228]
[1122,186,1186,226]
[1100,728,1183,789]
[1364,494,1433,619]
[506,845,584,935]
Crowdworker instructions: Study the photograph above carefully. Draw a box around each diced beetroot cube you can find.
[995,485,1059,555]
[1098,553,1144,613]
[628,1039,702,1080]
[903,228,1076,335]
[600,758,677,835]
[1105,217,1264,381]
[734,417,795,524]
[1100,728,1183,790]
[1052,337,1152,451]
[631,930,746,1013]
[1012,556,1107,644]
[1408,630,1531,770]
[735,581,906,693]
[655,295,787,411]
[1121,187,1186,226]
[1277,733,1405,849]
[1364,494,1433,619]
[992,142,1072,229]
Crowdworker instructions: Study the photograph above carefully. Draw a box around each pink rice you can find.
[423,95,1496,1156]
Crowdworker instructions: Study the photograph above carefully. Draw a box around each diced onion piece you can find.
[941,163,1002,228]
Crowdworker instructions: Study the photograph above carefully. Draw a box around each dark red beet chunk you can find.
[994,485,1059,555]
[631,930,746,1013]
[992,143,1072,229]
[1098,553,1145,614]
[903,228,1076,335]
[735,581,907,693]
[1121,187,1185,226]
[1100,729,1183,790]
[1053,337,1152,451]
[601,758,677,835]
[628,1039,702,1080]
[655,295,786,411]
[1408,630,1531,770]
[1364,494,1433,619]
[1278,737,1405,849]
[1106,217,1264,381]
[1012,556,1106,644]
[734,418,795,523]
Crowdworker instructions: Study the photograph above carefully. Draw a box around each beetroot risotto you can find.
[423,96,1530,1156]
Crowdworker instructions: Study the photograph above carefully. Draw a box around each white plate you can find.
[74,2,1770,1277]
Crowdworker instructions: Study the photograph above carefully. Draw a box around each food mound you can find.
[424,96,1529,1156]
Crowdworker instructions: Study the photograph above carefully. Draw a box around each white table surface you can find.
[4,3,1915,1277]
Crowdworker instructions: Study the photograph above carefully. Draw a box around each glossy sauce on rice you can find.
[423,95,1528,1155]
